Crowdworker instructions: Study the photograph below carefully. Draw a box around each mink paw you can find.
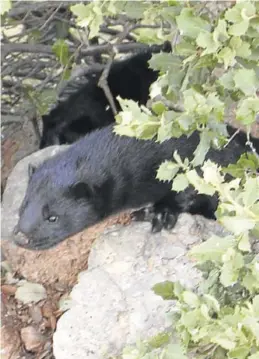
[151,207,178,233]
[131,206,178,233]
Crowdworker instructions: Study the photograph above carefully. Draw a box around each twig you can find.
[8,2,72,18]
[246,131,259,159]
[1,42,163,59]
[39,3,63,31]
[224,128,240,148]
[97,21,138,116]
[98,45,118,116]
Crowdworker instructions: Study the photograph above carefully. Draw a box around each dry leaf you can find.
[42,301,54,318]
[49,315,57,330]
[1,284,17,296]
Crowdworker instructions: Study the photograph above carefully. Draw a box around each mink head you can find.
[15,159,104,251]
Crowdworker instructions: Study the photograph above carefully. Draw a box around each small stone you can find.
[20,326,45,352]
[29,305,43,324]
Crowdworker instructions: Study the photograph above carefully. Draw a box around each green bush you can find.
[71,1,259,358]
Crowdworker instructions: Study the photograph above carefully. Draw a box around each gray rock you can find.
[53,215,226,359]
[1,145,68,241]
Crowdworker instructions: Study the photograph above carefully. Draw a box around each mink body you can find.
[15,124,258,250]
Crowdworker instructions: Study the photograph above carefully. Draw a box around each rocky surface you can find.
[53,215,226,359]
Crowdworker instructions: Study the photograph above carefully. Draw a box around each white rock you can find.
[53,215,226,359]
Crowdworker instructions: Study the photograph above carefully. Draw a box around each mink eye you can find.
[42,205,58,223]
[47,215,58,223]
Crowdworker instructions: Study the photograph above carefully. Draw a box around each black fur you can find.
[39,42,172,149]
[15,124,259,251]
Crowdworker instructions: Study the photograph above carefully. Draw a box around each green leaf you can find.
[152,101,166,115]
[214,19,229,43]
[236,42,252,59]
[192,131,211,167]
[147,332,171,349]
[157,160,180,182]
[223,153,259,178]
[182,291,200,308]
[157,111,183,142]
[194,55,218,69]
[190,235,235,263]
[238,232,251,252]
[70,3,103,38]
[123,1,148,19]
[196,32,219,55]
[219,70,235,90]
[172,174,189,192]
[229,20,249,36]
[70,3,91,19]
[229,346,250,359]
[186,169,215,196]
[1,0,12,15]
[136,123,160,140]
[176,8,210,39]
[177,114,193,131]
[203,294,220,313]
[220,216,256,235]
[149,53,182,73]
[230,38,251,58]
[233,69,258,96]
[252,295,259,316]
[243,316,259,341]
[181,309,202,329]
[243,177,259,207]
[242,271,259,292]
[52,39,70,66]
[164,344,188,359]
[211,335,236,350]
[152,281,181,300]
[225,6,242,23]
[240,2,256,19]
[134,27,165,44]
[176,40,196,57]
[217,47,236,69]
[183,88,206,113]
[236,97,259,125]
[248,353,259,359]
[87,4,104,38]
[220,249,244,286]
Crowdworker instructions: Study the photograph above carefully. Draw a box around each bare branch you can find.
[224,128,240,148]
[8,2,73,18]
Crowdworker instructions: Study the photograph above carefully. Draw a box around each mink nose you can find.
[13,223,30,247]
[14,218,32,237]
[13,233,30,247]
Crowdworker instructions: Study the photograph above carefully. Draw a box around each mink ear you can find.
[69,182,95,200]
[28,163,37,178]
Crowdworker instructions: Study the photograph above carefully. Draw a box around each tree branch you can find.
[1,41,167,60]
